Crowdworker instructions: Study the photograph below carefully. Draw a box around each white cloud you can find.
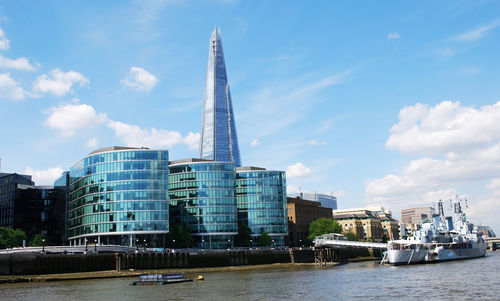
[0,54,37,71]
[85,137,99,149]
[386,32,401,39]
[454,20,500,41]
[44,102,108,137]
[182,132,201,150]
[0,73,32,100]
[0,28,9,50]
[367,100,500,231]
[250,138,260,147]
[33,68,89,96]
[121,66,158,92]
[308,139,327,146]
[107,120,199,150]
[44,101,200,150]
[286,162,312,179]
[24,166,64,185]
[386,101,500,155]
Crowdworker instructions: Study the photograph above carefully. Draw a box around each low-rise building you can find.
[287,197,332,246]
[332,206,399,242]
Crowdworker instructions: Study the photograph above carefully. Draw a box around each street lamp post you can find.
[172,239,176,248]
[136,239,139,251]
[85,238,88,252]
[228,239,231,249]
[143,239,147,250]
[94,239,97,252]
[42,238,45,252]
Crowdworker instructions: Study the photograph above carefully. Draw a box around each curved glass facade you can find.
[236,170,288,246]
[169,160,238,249]
[68,147,169,247]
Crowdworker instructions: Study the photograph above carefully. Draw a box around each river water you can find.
[2,252,499,301]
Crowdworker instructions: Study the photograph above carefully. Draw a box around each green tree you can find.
[308,218,342,240]
[258,232,272,246]
[0,227,27,249]
[344,231,359,241]
[30,234,48,247]
[235,223,252,247]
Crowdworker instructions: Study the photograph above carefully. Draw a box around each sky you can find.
[1,1,500,233]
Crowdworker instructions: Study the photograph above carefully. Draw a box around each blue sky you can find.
[1,1,500,232]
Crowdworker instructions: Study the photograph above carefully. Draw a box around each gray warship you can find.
[382,195,487,265]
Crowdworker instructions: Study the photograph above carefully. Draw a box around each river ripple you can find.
[1,252,499,301]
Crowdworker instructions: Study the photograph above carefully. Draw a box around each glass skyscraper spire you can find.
[200,27,241,167]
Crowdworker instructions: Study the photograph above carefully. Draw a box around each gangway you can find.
[314,238,387,250]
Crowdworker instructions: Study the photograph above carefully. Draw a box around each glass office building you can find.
[67,147,169,247]
[200,27,241,166]
[169,158,238,249]
[236,167,288,246]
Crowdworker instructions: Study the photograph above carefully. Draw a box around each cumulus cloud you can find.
[0,54,37,71]
[250,138,260,147]
[0,28,9,50]
[85,137,99,149]
[107,120,199,150]
[386,101,500,155]
[0,73,32,100]
[44,102,200,150]
[24,166,64,185]
[386,32,401,39]
[121,67,158,92]
[367,100,500,231]
[286,162,312,179]
[44,102,108,137]
[33,69,89,96]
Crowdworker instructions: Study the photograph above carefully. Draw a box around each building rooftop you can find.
[333,206,392,216]
[0,172,33,181]
[236,166,266,171]
[287,196,323,207]
[169,158,215,165]
[89,146,149,155]
[332,213,375,219]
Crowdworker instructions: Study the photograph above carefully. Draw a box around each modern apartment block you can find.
[300,192,337,210]
[0,173,66,244]
[67,147,170,247]
[401,207,436,228]
[168,158,238,249]
[236,167,288,246]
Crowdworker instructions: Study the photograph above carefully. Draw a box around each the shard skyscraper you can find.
[200,27,241,166]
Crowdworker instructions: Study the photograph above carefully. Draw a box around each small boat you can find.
[130,273,193,285]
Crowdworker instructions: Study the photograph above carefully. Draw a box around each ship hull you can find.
[386,243,487,265]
